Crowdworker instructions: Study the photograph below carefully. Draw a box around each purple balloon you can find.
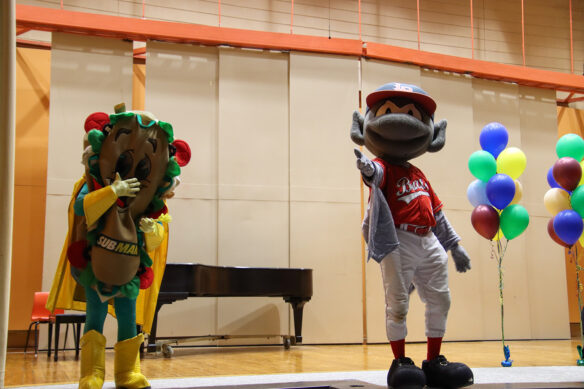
[467,179,491,207]
[553,210,584,246]
[486,174,516,210]
[547,166,561,189]
[480,122,509,159]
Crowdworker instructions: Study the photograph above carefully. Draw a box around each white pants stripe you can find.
[380,229,451,341]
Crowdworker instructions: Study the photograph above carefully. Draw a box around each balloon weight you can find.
[480,122,509,159]
[471,205,500,240]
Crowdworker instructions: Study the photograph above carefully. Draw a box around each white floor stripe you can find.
[10,367,584,388]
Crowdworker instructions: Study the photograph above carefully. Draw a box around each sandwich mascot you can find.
[351,83,474,389]
[46,103,190,389]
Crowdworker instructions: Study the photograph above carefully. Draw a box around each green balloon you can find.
[500,204,530,240]
[556,134,584,161]
[571,185,584,218]
[468,150,497,182]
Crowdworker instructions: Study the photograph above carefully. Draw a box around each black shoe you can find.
[422,355,474,388]
[387,357,426,389]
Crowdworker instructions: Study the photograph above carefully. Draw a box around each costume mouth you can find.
[116,197,130,210]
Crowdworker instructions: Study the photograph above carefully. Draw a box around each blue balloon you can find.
[547,166,561,189]
[467,179,491,207]
[553,210,584,246]
[486,174,516,210]
[480,122,509,159]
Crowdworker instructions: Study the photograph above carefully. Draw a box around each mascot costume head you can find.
[351,83,474,389]
[47,103,190,389]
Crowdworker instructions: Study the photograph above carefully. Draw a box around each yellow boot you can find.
[79,330,106,389]
[114,333,150,389]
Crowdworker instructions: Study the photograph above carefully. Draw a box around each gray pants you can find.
[380,229,451,341]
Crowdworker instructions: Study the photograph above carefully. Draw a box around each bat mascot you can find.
[351,83,474,389]
[47,103,190,389]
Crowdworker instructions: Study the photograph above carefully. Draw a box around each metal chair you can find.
[24,292,64,356]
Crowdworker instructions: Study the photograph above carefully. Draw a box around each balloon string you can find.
[497,238,509,352]
[574,246,584,351]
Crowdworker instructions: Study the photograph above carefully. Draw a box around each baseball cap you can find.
[366,82,436,116]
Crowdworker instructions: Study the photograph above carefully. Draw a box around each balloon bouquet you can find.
[467,122,530,367]
[544,133,584,366]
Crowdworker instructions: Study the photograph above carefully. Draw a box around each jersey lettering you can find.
[395,177,430,204]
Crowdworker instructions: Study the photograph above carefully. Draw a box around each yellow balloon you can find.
[510,180,523,205]
[493,228,504,241]
[579,230,584,247]
[579,160,584,187]
[543,187,571,216]
[497,147,527,179]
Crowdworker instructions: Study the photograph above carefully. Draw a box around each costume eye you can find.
[134,156,151,181]
[403,104,422,120]
[115,151,133,178]
[375,101,395,117]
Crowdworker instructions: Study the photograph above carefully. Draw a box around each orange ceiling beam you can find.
[365,43,584,94]
[15,4,584,96]
[15,4,362,57]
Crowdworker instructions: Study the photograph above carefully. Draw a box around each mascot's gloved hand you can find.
[451,243,471,273]
[354,148,375,178]
[111,173,140,198]
[139,218,156,233]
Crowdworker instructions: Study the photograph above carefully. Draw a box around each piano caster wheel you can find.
[162,344,174,358]
[283,337,291,350]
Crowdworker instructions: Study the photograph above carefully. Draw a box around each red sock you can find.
[390,339,405,359]
[427,337,443,360]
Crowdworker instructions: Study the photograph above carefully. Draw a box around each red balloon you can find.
[471,205,500,240]
[553,157,582,191]
[547,217,570,247]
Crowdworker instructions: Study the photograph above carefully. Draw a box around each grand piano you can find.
[147,263,313,354]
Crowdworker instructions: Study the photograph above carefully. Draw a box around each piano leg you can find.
[284,297,309,344]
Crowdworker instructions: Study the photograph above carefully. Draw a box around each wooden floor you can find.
[5,338,583,387]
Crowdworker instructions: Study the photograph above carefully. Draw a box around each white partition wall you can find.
[145,41,219,342]
[42,37,571,346]
[42,33,133,347]
[518,86,570,339]
[289,52,362,344]
[216,48,290,343]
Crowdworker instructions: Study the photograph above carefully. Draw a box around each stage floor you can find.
[8,366,584,389]
[6,340,584,388]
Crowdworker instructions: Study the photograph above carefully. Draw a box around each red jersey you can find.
[373,158,443,227]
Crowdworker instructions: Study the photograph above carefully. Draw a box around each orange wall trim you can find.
[16,4,584,96]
